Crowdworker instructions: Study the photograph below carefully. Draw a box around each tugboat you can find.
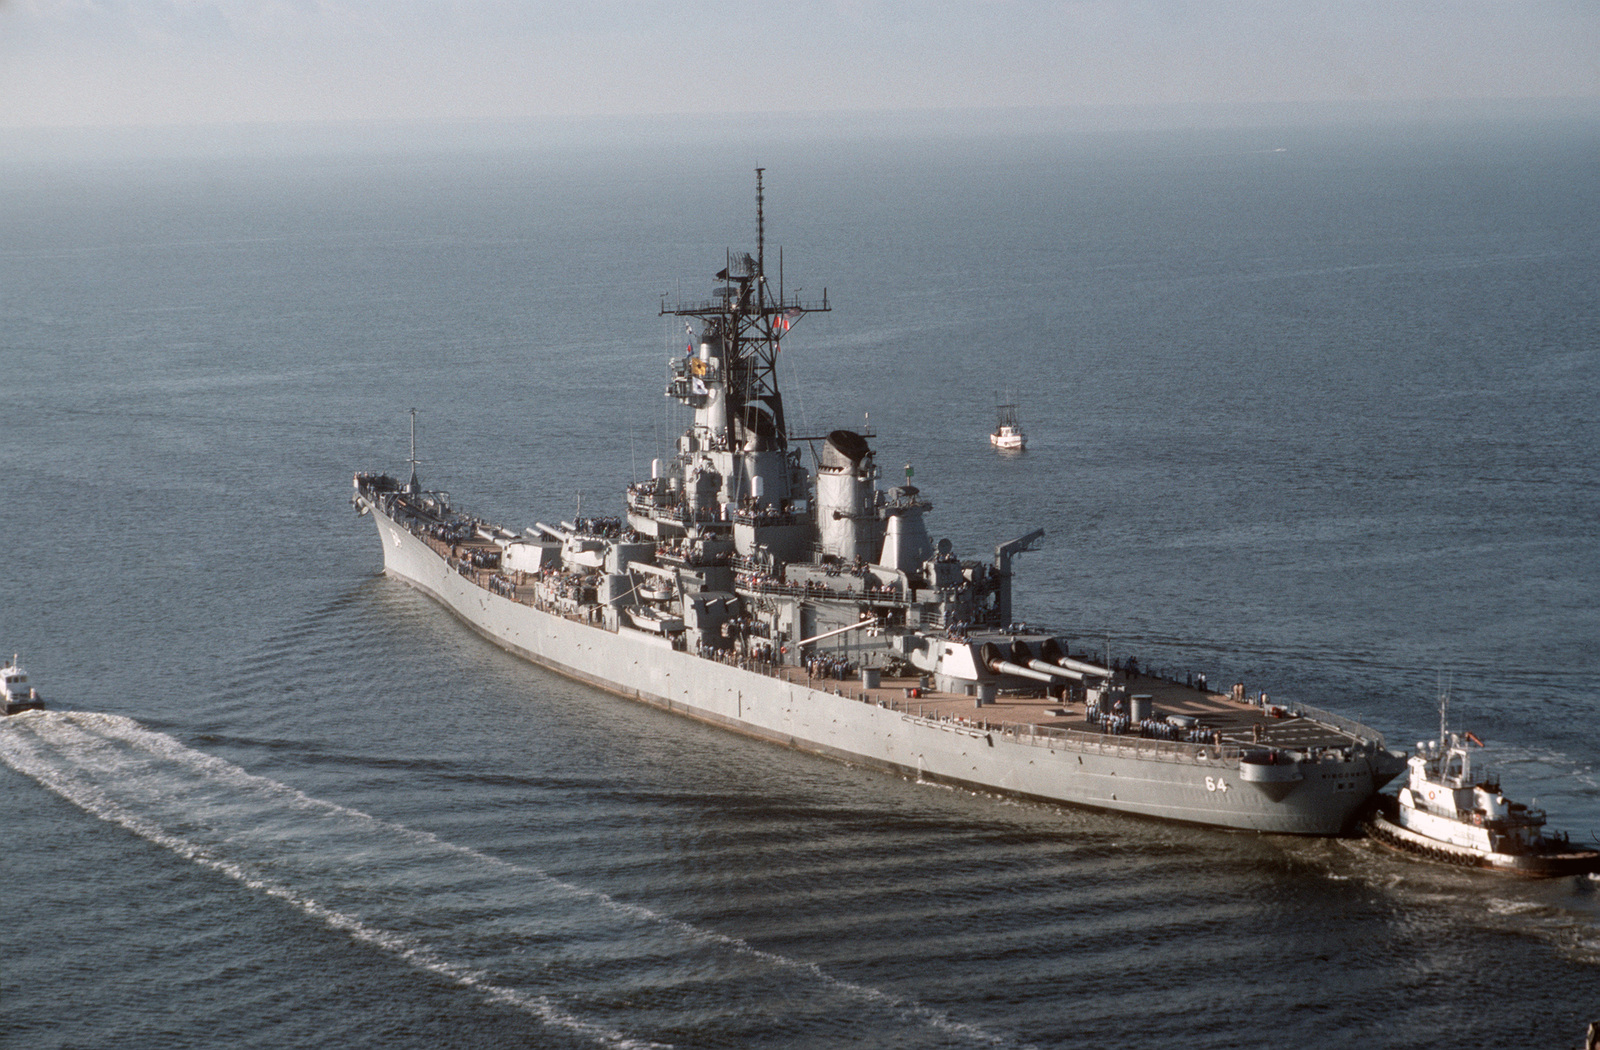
[1364,694,1600,876]
[989,401,1026,451]
[2,655,46,715]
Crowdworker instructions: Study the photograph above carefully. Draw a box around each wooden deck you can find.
[772,664,1357,749]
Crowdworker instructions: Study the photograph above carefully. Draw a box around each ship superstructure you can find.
[353,171,1406,834]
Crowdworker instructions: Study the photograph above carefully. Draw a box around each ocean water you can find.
[3,116,1598,1049]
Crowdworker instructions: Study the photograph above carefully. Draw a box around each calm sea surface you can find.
[3,117,1598,1049]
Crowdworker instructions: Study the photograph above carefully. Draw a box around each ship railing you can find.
[645,504,731,527]
[732,508,804,527]
[626,486,680,510]
[666,295,830,316]
[993,721,1244,764]
[1479,805,1547,828]
[732,576,912,605]
[734,579,807,599]
[1290,702,1387,748]
[659,551,732,568]
[576,645,1252,769]
[829,685,1246,766]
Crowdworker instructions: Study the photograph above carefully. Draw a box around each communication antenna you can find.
[755,167,765,276]
[407,407,421,492]
[1438,671,1454,743]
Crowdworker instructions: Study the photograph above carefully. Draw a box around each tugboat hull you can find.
[1364,798,1600,877]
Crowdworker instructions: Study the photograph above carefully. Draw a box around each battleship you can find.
[353,171,1406,835]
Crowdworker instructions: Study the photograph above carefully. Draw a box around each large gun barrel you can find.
[1028,659,1084,682]
[990,659,1059,685]
[983,642,1072,685]
[1039,638,1111,678]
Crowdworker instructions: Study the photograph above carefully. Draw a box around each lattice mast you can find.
[660,168,829,451]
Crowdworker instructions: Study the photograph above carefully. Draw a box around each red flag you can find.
[1465,730,1484,747]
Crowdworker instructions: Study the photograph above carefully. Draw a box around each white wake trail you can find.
[1,710,665,1050]
[1,711,1029,1050]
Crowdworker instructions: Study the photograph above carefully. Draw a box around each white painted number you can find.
[1205,777,1229,793]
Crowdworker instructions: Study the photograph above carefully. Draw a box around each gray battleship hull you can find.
[366,502,1386,835]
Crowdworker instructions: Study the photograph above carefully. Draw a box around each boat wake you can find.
[0,710,1029,1049]
[1323,833,1600,965]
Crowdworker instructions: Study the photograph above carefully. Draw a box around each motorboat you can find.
[2,655,45,715]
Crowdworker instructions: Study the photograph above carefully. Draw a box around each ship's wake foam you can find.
[0,710,1028,1049]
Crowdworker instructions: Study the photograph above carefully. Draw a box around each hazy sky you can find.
[3,1,1597,128]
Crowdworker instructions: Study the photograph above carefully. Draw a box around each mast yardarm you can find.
[660,169,829,453]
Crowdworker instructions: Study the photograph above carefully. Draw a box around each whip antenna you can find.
[756,167,765,276]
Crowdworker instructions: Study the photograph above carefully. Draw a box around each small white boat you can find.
[989,403,1026,451]
[626,606,685,634]
[638,582,674,603]
[2,655,46,715]
[1364,695,1599,877]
